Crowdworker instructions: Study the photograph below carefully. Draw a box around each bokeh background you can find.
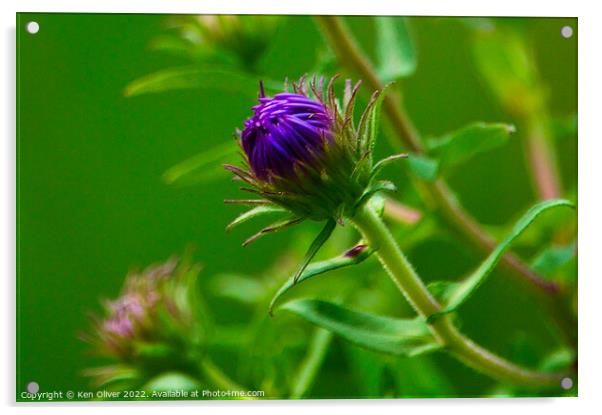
[17,14,577,399]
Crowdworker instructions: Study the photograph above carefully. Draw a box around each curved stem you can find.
[351,203,562,388]
[314,15,560,296]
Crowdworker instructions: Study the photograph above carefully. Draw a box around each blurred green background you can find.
[17,14,577,399]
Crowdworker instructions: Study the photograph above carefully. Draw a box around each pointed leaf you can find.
[292,219,337,283]
[163,141,238,186]
[374,17,417,81]
[269,243,374,314]
[125,66,281,97]
[281,299,442,356]
[428,199,575,322]
[226,205,288,231]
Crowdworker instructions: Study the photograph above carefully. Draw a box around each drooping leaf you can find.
[374,17,417,81]
[226,205,288,231]
[269,243,374,314]
[281,299,442,356]
[427,122,515,174]
[407,154,439,181]
[427,199,575,322]
[163,141,238,186]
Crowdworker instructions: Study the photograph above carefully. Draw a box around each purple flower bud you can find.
[241,84,333,181]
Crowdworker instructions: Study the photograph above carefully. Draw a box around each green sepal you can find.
[226,205,288,232]
[427,199,575,322]
[242,216,304,246]
[281,299,442,357]
[269,242,375,315]
[354,180,397,213]
[291,219,337,283]
[370,153,408,179]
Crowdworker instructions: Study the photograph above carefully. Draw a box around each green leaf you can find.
[427,122,515,174]
[428,199,575,322]
[125,66,281,97]
[269,243,374,314]
[291,219,337,283]
[407,154,439,181]
[143,372,200,393]
[226,205,288,232]
[374,17,417,81]
[531,242,576,279]
[163,141,238,187]
[281,299,442,356]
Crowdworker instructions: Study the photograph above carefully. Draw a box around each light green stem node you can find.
[351,203,561,388]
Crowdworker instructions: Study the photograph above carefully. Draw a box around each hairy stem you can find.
[314,15,560,296]
[351,203,562,387]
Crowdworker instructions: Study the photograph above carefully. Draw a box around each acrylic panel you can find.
[16,13,577,401]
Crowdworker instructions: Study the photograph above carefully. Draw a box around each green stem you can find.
[351,203,561,388]
[198,359,251,395]
[290,328,333,399]
[314,15,561,296]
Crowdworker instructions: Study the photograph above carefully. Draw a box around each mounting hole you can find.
[26,381,39,394]
[561,377,573,390]
[561,25,573,39]
[26,21,39,34]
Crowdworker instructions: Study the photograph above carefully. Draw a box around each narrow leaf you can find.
[281,299,442,356]
[269,243,374,314]
[226,205,288,232]
[428,199,575,322]
[292,220,337,283]
[163,141,238,186]
[125,66,280,97]
[374,17,417,81]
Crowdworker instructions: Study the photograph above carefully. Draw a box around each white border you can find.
[3,1,600,414]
